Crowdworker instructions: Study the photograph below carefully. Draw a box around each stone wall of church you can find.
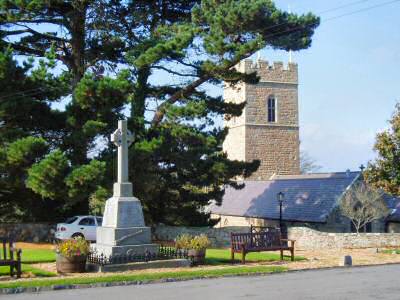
[211,211,387,234]
[223,81,246,128]
[387,222,400,233]
[245,125,300,179]
[245,82,298,125]
[223,125,246,162]
[222,74,246,163]
[211,214,279,228]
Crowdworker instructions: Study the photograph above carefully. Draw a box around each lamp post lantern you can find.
[277,192,285,230]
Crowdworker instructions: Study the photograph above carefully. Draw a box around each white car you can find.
[55,215,103,241]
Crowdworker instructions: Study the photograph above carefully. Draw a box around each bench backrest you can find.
[231,233,251,251]
[0,237,14,261]
[250,225,277,234]
[250,225,288,247]
[231,228,282,251]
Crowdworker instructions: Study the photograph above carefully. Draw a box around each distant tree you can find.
[300,151,322,174]
[365,104,400,196]
[340,182,389,233]
[89,187,111,216]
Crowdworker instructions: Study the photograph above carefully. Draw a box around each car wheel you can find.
[72,233,85,240]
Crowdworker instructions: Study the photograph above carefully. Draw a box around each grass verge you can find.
[0,265,286,289]
[206,249,305,265]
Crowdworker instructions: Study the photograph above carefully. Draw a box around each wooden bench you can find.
[0,237,22,278]
[231,227,295,264]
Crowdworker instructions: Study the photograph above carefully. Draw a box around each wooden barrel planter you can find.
[188,249,206,265]
[56,254,87,273]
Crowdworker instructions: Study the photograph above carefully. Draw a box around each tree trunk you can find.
[130,67,150,133]
[68,4,88,166]
[69,5,87,88]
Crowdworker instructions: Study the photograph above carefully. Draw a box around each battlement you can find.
[236,59,298,84]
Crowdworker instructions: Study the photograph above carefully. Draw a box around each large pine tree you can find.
[0,0,319,225]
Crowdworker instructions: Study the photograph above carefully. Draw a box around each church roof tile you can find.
[210,172,360,223]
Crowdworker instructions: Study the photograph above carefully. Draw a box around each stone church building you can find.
[210,59,400,233]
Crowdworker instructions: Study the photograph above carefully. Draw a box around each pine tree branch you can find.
[1,30,29,36]
[174,58,200,69]
[11,23,69,43]
[151,65,198,77]
[4,19,65,25]
[150,53,254,127]
[3,41,69,67]
[3,42,45,57]
[151,76,209,126]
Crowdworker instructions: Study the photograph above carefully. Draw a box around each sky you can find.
[249,0,400,172]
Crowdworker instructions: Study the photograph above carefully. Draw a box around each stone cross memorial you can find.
[93,120,158,256]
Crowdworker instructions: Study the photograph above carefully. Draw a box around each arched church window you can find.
[267,96,276,123]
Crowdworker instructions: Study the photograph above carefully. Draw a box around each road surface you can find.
[8,264,400,300]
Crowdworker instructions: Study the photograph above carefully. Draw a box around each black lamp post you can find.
[277,192,285,230]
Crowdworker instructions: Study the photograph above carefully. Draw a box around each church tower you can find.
[223,59,300,180]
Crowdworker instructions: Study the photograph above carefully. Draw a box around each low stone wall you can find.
[0,223,55,243]
[288,227,400,250]
[153,225,249,248]
[153,225,400,250]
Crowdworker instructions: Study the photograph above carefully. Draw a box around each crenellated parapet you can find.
[236,59,298,84]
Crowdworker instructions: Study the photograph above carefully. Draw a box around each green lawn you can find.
[0,265,286,289]
[206,249,305,265]
[20,249,56,264]
[381,249,400,254]
[0,264,55,277]
[0,248,56,264]
[0,248,57,278]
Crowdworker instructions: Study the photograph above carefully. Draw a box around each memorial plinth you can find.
[93,120,158,256]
